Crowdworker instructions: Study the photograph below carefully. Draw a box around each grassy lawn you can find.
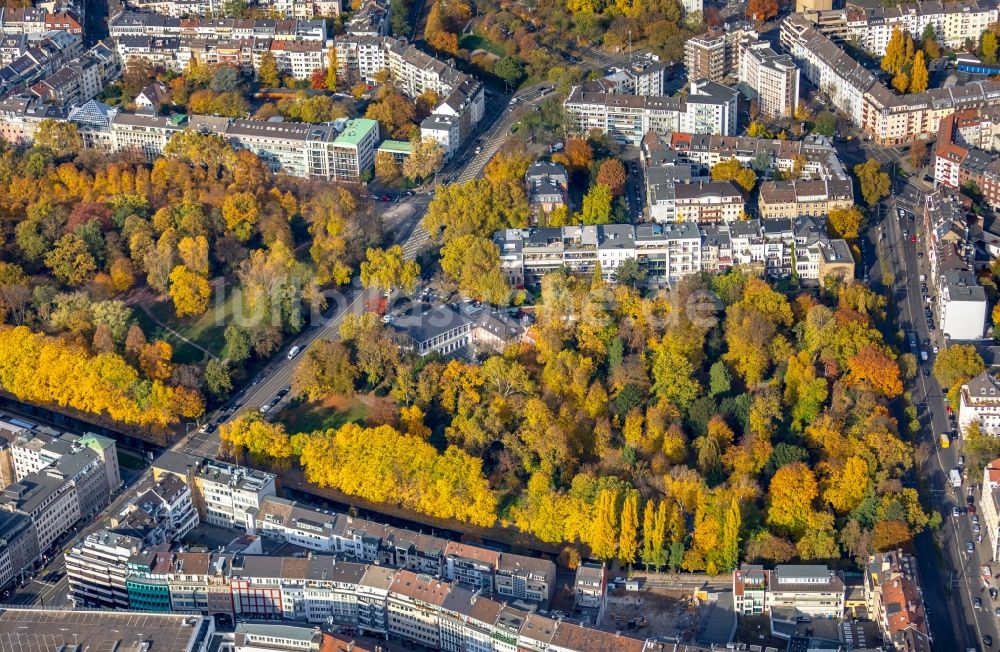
[147,283,252,358]
[459,31,505,58]
[277,394,370,435]
[133,307,205,365]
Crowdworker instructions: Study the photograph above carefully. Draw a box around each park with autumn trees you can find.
[207,132,939,571]
[0,126,387,439]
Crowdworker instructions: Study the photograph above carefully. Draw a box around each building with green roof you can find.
[79,432,122,492]
[377,139,413,165]
[331,118,380,180]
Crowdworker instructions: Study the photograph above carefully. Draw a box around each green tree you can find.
[258,51,280,87]
[224,324,251,363]
[649,334,700,411]
[494,56,525,88]
[719,496,741,572]
[45,233,96,286]
[580,184,613,225]
[709,360,732,397]
[853,159,890,206]
[933,344,985,391]
[440,235,510,305]
[205,358,233,398]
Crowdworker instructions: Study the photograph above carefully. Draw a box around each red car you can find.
[911,234,917,243]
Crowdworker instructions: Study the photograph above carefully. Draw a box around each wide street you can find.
[871,160,999,651]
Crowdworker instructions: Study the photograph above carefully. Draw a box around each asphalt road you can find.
[877,176,999,651]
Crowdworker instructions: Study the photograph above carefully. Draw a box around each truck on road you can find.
[951,468,963,488]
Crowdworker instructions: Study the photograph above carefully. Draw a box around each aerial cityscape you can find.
[0,0,999,648]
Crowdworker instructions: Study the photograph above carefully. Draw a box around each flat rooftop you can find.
[0,608,210,651]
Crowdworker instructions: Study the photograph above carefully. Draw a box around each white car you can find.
[287,345,301,360]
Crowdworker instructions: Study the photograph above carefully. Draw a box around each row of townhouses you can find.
[0,7,82,35]
[494,216,854,288]
[563,79,739,145]
[863,551,932,652]
[781,13,1000,145]
[332,35,485,155]
[0,96,382,179]
[69,545,646,652]
[108,11,328,41]
[0,417,121,591]
[122,0,342,18]
[148,451,557,604]
[934,108,1000,210]
[806,0,998,55]
[982,457,1000,563]
[0,30,84,97]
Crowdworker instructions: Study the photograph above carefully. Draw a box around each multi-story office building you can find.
[737,39,799,118]
[959,371,1000,435]
[126,545,174,612]
[254,495,338,552]
[0,470,79,553]
[0,511,38,590]
[195,461,276,530]
[564,79,739,145]
[66,529,144,609]
[864,551,932,652]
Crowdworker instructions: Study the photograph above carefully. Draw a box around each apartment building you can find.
[958,371,1000,435]
[781,13,1000,145]
[758,179,854,218]
[131,473,200,539]
[573,562,606,610]
[564,79,739,145]
[982,458,1000,562]
[0,511,38,590]
[939,270,987,340]
[495,556,556,604]
[195,462,276,530]
[815,0,998,55]
[733,564,769,615]
[108,12,327,41]
[334,35,484,149]
[29,41,120,106]
[495,217,853,288]
[864,551,932,652]
[665,131,847,179]
[387,571,450,648]
[683,24,758,83]
[254,495,338,551]
[0,7,81,34]
[346,0,390,36]
[737,40,799,118]
[67,529,144,608]
[934,110,1000,210]
[684,32,726,83]
[0,96,383,180]
[600,59,668,97]
[767,565,846,618]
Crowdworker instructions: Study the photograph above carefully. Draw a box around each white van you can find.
[287,345,301,360]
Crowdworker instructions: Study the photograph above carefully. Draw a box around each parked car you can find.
[287,345,301,360]
[968,542,976,554]
[976,597,984,610]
